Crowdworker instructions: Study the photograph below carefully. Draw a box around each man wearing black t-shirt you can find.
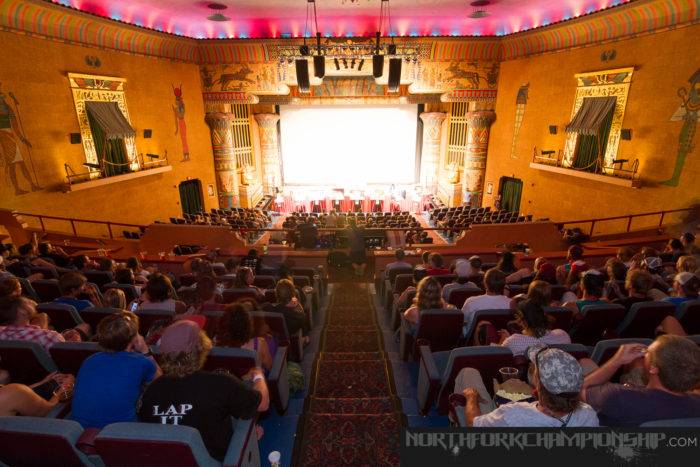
[138,321,269,461]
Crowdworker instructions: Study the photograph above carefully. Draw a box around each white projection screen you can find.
[279,105,418,185]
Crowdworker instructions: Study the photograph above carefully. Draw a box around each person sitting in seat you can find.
[458,346,598,427]
[402,276,451,328]
[132,273,186,314]
[37,242,71,269]
[677,255,698,274]
[54,272,100,312]
[425,253,450,276]
[71,312,160,429]
[0,296,85,349]
[563,270,607,314]
[498,300,571,357]
[0,371,74,417]
[642,256,672,298]
[663,272,700,307]
[496,251,519,276]
[0,276,22,299]
[556,245,588,285]
[138,320,269,462]
[395,267,428,313]
[240,249,262,275]
[103,288,126,310]
[612,269,652,311]
[581,335,700,426]
[384,249,412,279]
[664,238,686,263]
[603,259,628,301]
[420,251,431,269]
[228,267,264,302]
[73,254,98,274]
[441,260,479,302]
[461,269,511,328]
[263,279,309,343]
[681,232,699,255]
[125,257,150,285]
[216,303,273,371]
[533,261,557,285]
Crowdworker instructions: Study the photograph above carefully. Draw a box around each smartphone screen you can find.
[130,302,138,312]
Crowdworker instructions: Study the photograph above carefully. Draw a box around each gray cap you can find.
[527,344,583,394]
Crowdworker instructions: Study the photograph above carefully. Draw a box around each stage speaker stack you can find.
[373,55,384,78]
[313,55,325,78]
[388,58,402,92]
[296,59,311,93]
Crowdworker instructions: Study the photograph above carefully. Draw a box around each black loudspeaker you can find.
[621,128,632,140]
[69,133,81,144]
[388,58,402,92]
[313,55,325,79]
[548,125,557,135]
[295,59,310,93]
[372,54,384,78]
[143,129,152,138]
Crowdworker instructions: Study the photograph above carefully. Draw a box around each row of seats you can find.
[416,336,700,416]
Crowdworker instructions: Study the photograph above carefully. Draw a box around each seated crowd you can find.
[0,240,316,460]
[171,207,272,230]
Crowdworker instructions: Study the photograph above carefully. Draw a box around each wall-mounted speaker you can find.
[388,58,402,92]
[295,59,310,93]
[621,128,632,140]
[548,125,557,135]
[372,54,384,78]
[69,133,81,144]
[143,129,152,138]
[313,55,325,79]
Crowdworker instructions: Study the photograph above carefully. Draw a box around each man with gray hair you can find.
[441,259,479,302]
[458,345,599,427]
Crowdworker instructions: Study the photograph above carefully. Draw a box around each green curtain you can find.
[86,110,130,177]
[573,107,614,173]
[500,177,523,212]
[179,180,203,216]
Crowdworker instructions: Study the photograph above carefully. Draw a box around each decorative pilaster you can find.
[205,112,239,208]
[463,110,496,206]
[254,113,282,194]
[419,112,447,191]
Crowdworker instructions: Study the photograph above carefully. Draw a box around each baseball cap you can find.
[644,256,662,270]
[527,344,583,394]
[159,320,200,354]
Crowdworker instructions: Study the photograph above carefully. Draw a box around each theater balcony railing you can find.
[529,148,641,188]
[62,153,172,192]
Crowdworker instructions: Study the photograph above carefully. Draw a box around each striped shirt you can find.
[502,330,571,356]
[0,324,65,351]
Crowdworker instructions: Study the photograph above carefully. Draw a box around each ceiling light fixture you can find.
[468,0,491,19]
[206,2,230,22]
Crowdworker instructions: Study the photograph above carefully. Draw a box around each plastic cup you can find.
[268,451,281,467]
[499,367,519,382]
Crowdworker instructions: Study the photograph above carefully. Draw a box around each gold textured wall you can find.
[0,30,216,225]
[483,24,700,223]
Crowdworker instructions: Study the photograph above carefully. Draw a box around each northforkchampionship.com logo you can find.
[401,429,700,466]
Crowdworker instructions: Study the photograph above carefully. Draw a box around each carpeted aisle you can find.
[294,282,404,466]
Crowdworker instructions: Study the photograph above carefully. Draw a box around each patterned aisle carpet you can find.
[294,282,404,466]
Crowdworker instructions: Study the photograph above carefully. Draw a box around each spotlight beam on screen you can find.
[279,105,418,186]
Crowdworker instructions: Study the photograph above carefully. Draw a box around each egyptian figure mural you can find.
[662,68,699,186]
[510,84,529,159]
[0,83,41,195]
[172,84,190,162]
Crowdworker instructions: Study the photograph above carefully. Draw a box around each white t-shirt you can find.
[474,401,599,427]
[461,294,512,324]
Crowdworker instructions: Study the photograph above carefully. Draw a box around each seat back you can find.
[640,418,700,427]
[202,346,258,378]
[617,302,675,338]
[18,277,40,302]
[549,343,590,360]
[590,338,654,365]
[416,309,464,353]
[463,309,514,345]
[292,275,310,288]
[95,422,219,467]
[446,288,483,308]
[29,266,59,279]
[103,283,139,304]
[437,346,515,414]
[292,267,316,282]
[251,311,291,343]
[49,342,101,375]
[83,270,114,289]
[549,285,567,302]
[544,306,573,332]
[252,275,276,290]
[135,309,175,335]
[676,300,700,335]
[388,266,414,285]
[178,273,196,287]
[32,279,62,302]
[37,303,84,332]
[393,274,414,295]
[222,288,259,304]
[505,284,527,298]
[569,304,627,346]
[434,275,457,287]
[0,340,57,384]
[79,307,120,330]
[0,416,92,467]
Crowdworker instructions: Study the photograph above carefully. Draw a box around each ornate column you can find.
[419,112,447,192]
[254,113,282,194]
[463,110,496,207]
[205,112,239,208]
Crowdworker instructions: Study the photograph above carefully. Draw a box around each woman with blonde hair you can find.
[402,276,450,326]
[103,288,126,310]
[138,320,269,461]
